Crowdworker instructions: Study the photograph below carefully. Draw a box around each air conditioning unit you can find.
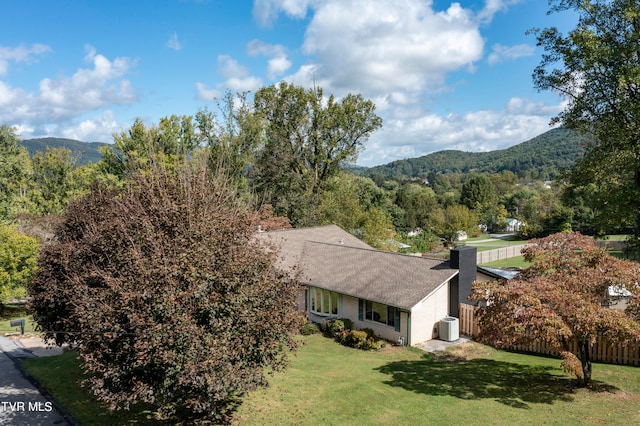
[440,316,459,342]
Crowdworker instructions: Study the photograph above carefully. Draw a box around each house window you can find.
[360,299,401,331]
[365,301,397,328]
[310,288,338,316]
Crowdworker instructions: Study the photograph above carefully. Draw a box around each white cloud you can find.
[34,45,137,120]
[15,110,125,143]
[217,54,264,91]
[166,32,183,51]
[477,0,521,24]
[196,55,263,100]
[296,0,484,97]
[252,0,540,166]
[0,45,136,135]
[217,54,249,79]
[195,82,220,101]
[252,0,313,27]
[0,43,51,75]
[247,39,291,79]
[60,110,121,141]
[357,97,562,166]
[488,43,535,65]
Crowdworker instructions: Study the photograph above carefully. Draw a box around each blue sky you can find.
[1,0,576,166]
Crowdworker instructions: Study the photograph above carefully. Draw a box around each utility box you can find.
[440,316,459,342]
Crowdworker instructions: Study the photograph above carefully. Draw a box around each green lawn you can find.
[22,334,640,425]
[479,256,531,269]
[235,335,640,425]
[22,350,164,425]
[0,303,39,334]
[601,235,630,241]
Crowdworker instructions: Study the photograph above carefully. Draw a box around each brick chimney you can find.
[449,246,477,317]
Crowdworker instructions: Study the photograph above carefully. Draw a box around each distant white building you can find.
[454,231,468,241]
[504,218,523,233]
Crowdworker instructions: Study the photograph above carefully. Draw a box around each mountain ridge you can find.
[358,127,593,180]
[21,137,108,165]
[21,128,592,179]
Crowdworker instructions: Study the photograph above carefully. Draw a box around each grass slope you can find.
[235,335,639,425]
[22,334,640,425]
[22,351,162,425]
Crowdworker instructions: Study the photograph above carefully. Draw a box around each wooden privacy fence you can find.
[458,303,640,366]
[476,245,529,264]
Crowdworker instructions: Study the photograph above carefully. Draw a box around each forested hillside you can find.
[22,137,107,165]
[21,128,590,179]
[360,128,592,180]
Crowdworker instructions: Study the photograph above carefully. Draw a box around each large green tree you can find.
[470,232,640,387]
[317,172,396,249]
[253,82,382,226]
[196,92,262,195]
[28,147,80,215]
[0,125,32,219]
[99,115,201,180]
[28,161,303,422]
[0,224,39,309]
[395,183,439,232]
[460,174,500,229]
[427,204,479,245]
[532,0,640,237]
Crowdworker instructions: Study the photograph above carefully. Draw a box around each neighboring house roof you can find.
[477,266,520,280]
[298,241,458,310]
[257,224,373,271]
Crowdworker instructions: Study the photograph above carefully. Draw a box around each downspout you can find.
[407,311,411,346]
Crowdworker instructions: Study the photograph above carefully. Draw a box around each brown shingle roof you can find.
[257,224,373,271]
[299,241,458,310]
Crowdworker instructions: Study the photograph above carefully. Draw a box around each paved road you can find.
[0,336,70,425]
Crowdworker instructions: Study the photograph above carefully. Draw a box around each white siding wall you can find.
[303,286,447,347]
[409,281,450,345]
[341,295,408,344]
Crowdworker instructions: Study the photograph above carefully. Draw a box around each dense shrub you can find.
[361,328,375,339]
[300,322,320,335]
[338,318,353,330]
[316,318,384,351]
[344,330,368,348]
[330,319,345,334]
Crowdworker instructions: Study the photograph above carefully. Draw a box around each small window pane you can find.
[365,301,373,320]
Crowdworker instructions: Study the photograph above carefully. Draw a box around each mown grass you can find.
[22,334,640,425]
[479,256,531,269]
[234,335,640,425]
[22,350,164,425]
[601,235,630,241]
[0,303,38,334]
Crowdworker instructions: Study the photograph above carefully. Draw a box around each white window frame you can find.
[309,287,339,317]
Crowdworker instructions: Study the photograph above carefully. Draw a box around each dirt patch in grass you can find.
[434,342,495,361]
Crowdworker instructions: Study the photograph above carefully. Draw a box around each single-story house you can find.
[259,225,480,346]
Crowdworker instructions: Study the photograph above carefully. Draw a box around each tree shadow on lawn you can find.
[375,352,618,409]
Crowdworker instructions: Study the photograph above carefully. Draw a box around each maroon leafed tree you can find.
[470,232,640,386]
[28,162,303,422]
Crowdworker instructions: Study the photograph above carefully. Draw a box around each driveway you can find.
[0,336,71,425]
